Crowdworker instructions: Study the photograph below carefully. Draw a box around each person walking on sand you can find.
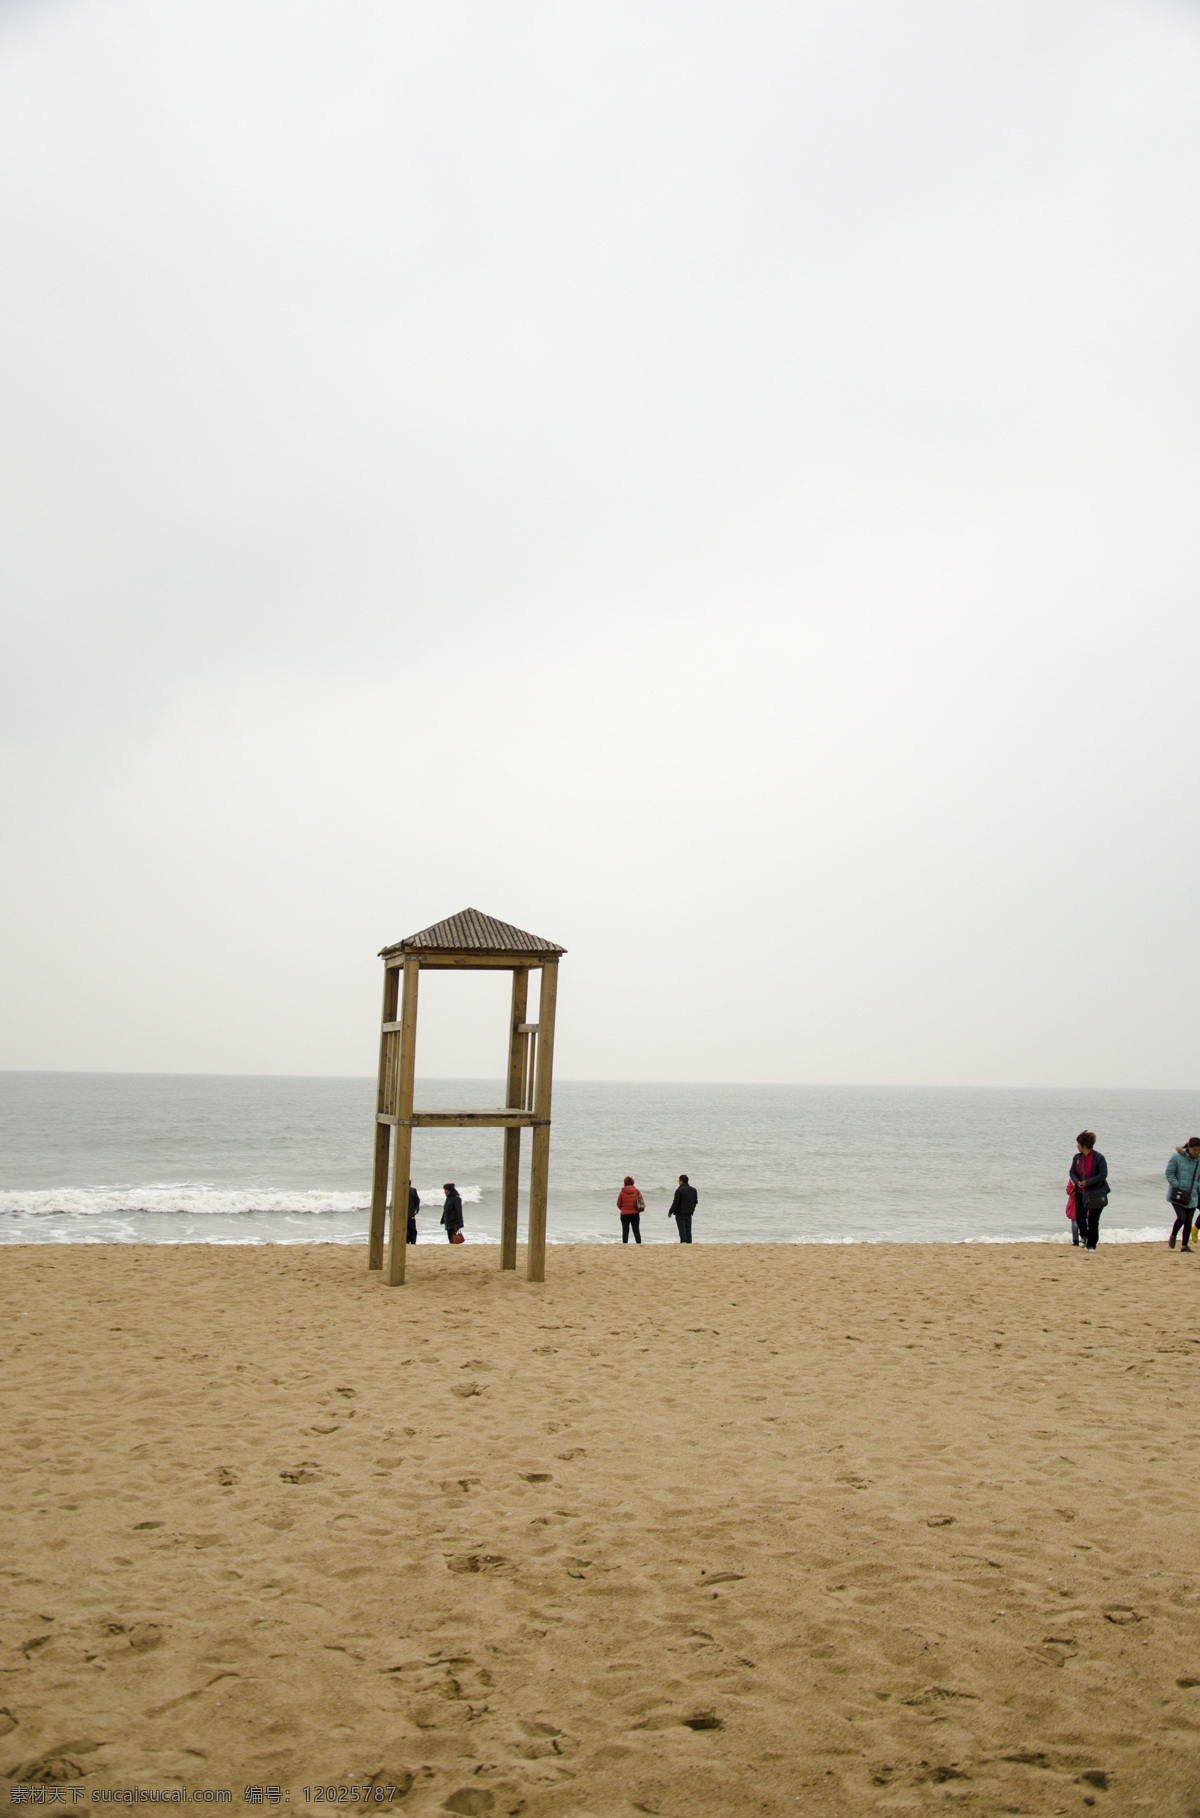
[407,1183,420,1246]
[440,1182,464,1244]
[1068,1131,1109,1251]
[1166,1139,1200,1251]
[617,1176,644,1244]
[667,1174,698,1243]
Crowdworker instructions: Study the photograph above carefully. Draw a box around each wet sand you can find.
[2,1240,1198,1815]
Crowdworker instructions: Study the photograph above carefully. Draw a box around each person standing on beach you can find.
[441,1182,464,1243]
[667,1174,698,1243]
[617,1176,643,1244]
[1166,1139,1200,1251]
[407,1184,420,1245]
[1068,1131,1108,1251]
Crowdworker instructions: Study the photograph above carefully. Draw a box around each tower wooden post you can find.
[501,967,529,1270]
[526,959,558,1284]
[384,957,420,1287]
[368,963,399,1270]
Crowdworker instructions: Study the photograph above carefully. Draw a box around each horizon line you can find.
[2,1068,1199,1094]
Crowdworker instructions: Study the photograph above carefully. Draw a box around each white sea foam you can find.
[0,1182,482,1220]
[0,1181,491,1244]
[963,1225,1166,1245]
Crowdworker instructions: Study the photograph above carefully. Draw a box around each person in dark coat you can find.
[1068,1131,1109,1251]
[667,1174,698,1243]
[406,1184,420,1246]
[440,1182,464,1243]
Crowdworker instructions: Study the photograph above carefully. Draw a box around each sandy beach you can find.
[2,1240,1198,1815]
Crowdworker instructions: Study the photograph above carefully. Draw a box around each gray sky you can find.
[2,0,1198,1086]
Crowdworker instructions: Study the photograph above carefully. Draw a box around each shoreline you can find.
[4,1242,1197,1813]
[0,1225,1180,1248]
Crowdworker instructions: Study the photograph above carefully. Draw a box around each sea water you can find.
[1,1072,1197,1247]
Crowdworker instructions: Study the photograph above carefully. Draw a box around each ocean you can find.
[1,1072,1196,1248]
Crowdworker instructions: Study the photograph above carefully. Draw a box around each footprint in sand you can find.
[11,1749,98,1784]
[99,1620,164,1654]
[902,1687,979,1708]
[443,1792,494,1816]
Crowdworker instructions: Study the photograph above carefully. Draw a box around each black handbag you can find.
[1170,1157,1200,1214]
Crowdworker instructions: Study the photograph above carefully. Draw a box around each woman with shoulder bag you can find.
[1165,1139,1200,1252]
[616,1176,643,1245]
[1068,1131,1108,1252]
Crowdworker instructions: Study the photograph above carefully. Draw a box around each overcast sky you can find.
[2,0,1198,1086]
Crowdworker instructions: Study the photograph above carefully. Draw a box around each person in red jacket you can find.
[616,1175,644,1244]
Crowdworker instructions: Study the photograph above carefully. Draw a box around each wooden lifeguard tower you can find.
[367,908,566,1287]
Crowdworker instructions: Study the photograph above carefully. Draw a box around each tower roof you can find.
[380,907,566,960]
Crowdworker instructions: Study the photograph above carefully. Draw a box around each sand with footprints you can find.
[2,1240,1199,1814]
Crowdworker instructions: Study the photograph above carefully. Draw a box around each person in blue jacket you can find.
[1068,1132,1108,1251]
[1166,1139,1200,1251]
